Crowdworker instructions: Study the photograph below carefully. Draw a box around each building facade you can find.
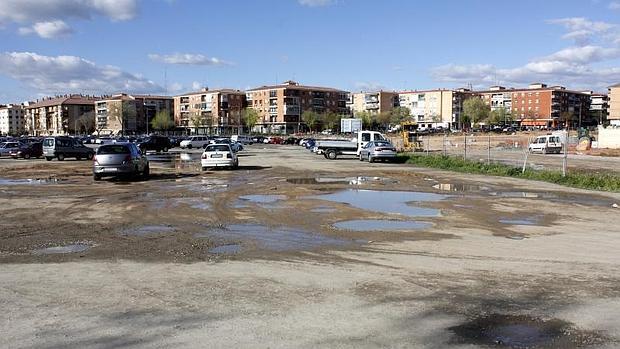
[398,89,469,129]
[25,95,99,136]
[246,81,348,134]
[348,91,399,117]
[476,83,591,128]
[96,94,173,135]
[174,88,246,135]
[608,84,620,126]
[0,104,26,136]
[587,92,608,126]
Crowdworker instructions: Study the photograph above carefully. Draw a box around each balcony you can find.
[283,105,300,115]
[365,103,379,110]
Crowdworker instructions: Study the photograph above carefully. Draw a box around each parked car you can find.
[42,136,95,161]
[180,136,210,149]
[201,143,238,170]
[252,136,266,144]
[93,143,149,181]
[94,136,112,144]
[528,135,563,154]
[231,135,254,145]
[359,140,397,163]
[9,142,43,159]
[0,141,21,157]
[266,136,284,144]
[284,137,299,145]
[138,135,171,153]
[208,138,243,152]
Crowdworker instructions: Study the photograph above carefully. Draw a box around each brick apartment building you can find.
[0,104,26,136]
[608,84,620,126]
[246,81,348,134]
[25,95,99,136]
[476,83,591,128]
[397,89,470,130]
[95,93,174,135]
[174,88,246,135]
[348,91,399,117]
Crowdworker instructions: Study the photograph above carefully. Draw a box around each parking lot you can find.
[2,143,620,348]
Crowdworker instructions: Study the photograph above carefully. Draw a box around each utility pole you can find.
[562,129,568,177]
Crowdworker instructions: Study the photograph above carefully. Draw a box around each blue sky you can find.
[1,0,620,102]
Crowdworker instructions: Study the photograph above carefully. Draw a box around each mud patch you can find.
[333,219,432,232]
[449,314,607,348]
[311,189,445,217]
[33,243,91,255]
[195,224,351,252]
[120,225,175,236]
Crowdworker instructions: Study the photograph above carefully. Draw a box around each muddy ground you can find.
[2,145,620,348]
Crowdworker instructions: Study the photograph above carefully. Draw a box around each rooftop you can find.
[247,80,347,93]
[27,94,100,108]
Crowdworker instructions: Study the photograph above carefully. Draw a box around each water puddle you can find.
[33,243,91,255]
[433,183,487,192]
[208,244,241,255]
[0,177,68,185]
[311,189,445,217]
[238,194,286,204]
[500,218,541,226]
[333,219,432,232]
[450,314,606,348]
[120,225,175,236]
[148,153,200,169]
[195,224,350,251]
[287,176,397,186]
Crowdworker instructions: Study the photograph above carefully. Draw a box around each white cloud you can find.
[168,82,183,93]
[18,20,73,39]
[148,53,232,66]
[354,81,388,92]
[191,81,202,90]
[609,1,620,9]
[0,51,163,95]
[0,0,139,38]
[298,0,334,7]
[548,17,616,44]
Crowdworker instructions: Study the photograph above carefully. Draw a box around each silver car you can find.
[359,140,397,163]
[0,141,21,157]
[93,143,149,181]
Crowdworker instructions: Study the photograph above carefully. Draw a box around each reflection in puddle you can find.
[499,218,540,226]
[287,176,397,186]
[433,183,487,192]
[208,244,241,254]
[148,153,200,170]
[449,314,605,348]
[195,224,350,251]
[120,225,175,236]
[333,219,432,231]
[0,177,67,185]
[312,189,444,217]
[238,194,286,203]
[33,243,91,255]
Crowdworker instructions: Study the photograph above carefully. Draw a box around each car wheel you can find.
[359,154,364,161]
[76,156,82,161]
[57,153,65,161]
[368,154,374,163]
[542,148,547,155]
[45,157,53,161]
[93,174,101,181]
[24,153,30,159]
[187,144,193,149]
[142,165,150,179]
[163,147,168,152]
[86,152,94,160]
[201,166,208,171]
[326,149,337,160]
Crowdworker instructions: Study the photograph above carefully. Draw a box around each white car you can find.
[528,135,563,154]
[201,144,238,170]
[180,136,210,149]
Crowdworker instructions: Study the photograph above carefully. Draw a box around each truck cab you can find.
[316,131,387,160]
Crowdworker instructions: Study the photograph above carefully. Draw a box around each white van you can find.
[179,136,210,149]
[528,135,563,154]
[230,135,253,145]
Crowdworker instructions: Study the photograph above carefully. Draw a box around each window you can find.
[361,133,371,142]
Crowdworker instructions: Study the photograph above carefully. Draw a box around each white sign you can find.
[341,118,362,133]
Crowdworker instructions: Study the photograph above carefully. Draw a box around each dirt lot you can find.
[2,145,620,348]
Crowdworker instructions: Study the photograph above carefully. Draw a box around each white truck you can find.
[315,131,387,160]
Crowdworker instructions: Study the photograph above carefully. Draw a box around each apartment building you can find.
[246,81,348,134]
[398,89,470,129]
[96,93,174,135]
[586,92,608,125]
[608,84,620,126]
[475,83,591,128]
[348,91,399,116]
[174,88,245,135]
[25,95,99,136]
[0,104,26,136]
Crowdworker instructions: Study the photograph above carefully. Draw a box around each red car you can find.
[269,136,284,144]
[10,142,43,159]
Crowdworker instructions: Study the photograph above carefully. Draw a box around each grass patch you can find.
[401,153,620,192]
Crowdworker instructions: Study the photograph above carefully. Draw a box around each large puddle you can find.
[287,176,397,186]
[333,219,432,232]
[311,189,445,217]
[0,177,68,185]
[433,183,488,192]
[195,224,351,252]
[33,243,91,255]
[450,314,606,348]
[148,153,200,170]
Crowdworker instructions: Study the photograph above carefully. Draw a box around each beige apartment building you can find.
[25,95,99,136]
[608,84,620,126]
[398,89,469,130]
[348,91,399,116]
[174,88,246,135]
[0,104,26,136]
[246,81,348,134]
[95,93,173,135]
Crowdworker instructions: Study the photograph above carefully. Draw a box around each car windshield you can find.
[374,141,391,147]
[97,145,130,154]
[43,139,54,147]
[206,145,230,152]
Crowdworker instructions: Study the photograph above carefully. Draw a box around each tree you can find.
[190,112,207,134]
[357,111,374,130]
[150,109,174,131]
[431,113,442,124]
[559,111,575,129]
[489,108,511,125]
[323,112,341,132]
[75,111,95,135]
[462,97,490,128]
[302,110,321,132]
[242,108,260,134]
[375,111,392,131]
[389,106,411,125]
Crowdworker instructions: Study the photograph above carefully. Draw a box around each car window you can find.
[43,138,54,147]
[206,145,230,152]
[374,134,386,141]
[361,133,371,142]
[97,145,130,154]
[375,141,390,147]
